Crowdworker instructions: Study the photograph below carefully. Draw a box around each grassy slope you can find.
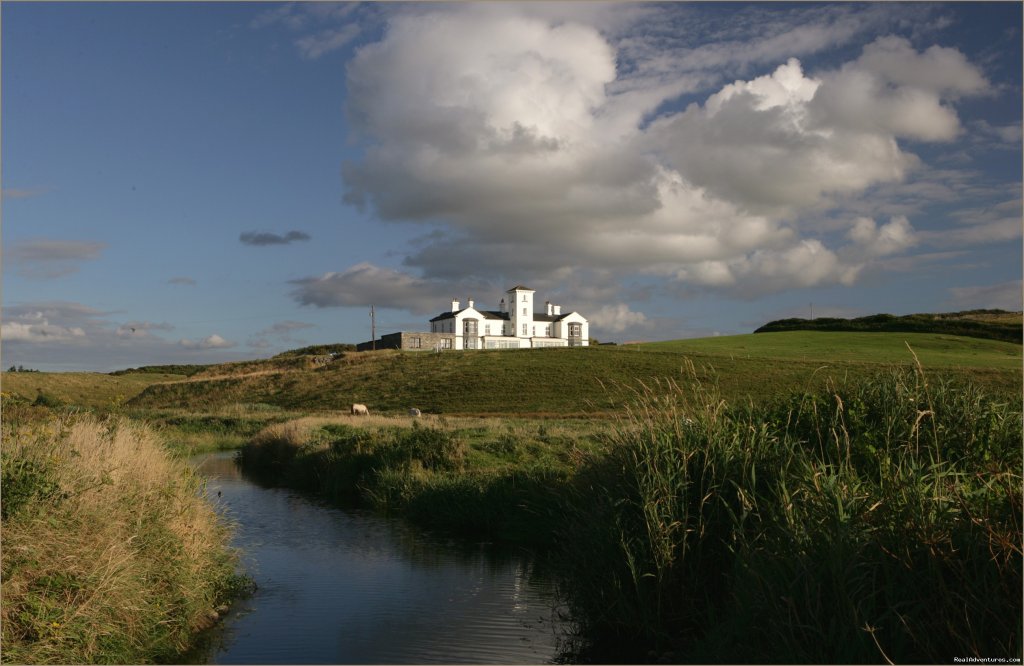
[641,331,1022,367]
[129,332,1022,414]
[2,371,188,409]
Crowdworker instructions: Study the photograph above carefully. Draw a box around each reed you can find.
[557,368,1022,663]
[1,414,239,664]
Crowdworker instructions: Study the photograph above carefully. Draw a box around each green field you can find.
[641,331,1022,368]
[2,371,188,408]
[125,331,1021,415]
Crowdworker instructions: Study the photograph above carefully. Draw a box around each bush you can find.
[1,458,61,519]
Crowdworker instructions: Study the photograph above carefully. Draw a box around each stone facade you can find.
[356,331,455,352]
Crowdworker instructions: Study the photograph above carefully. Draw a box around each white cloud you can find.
[1,320,85,342]
[1,301,251,371]
[587,303,650,334]
[845,216,918,257]
[290,262,461,314]
[334,5,998,306]
[853,36,989,97]
[178,334,235,350]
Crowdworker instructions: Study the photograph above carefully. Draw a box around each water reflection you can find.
[187,452,568,664]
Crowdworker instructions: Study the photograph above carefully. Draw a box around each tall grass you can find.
[1,414,239,664]
[237,417,580,544]
[557,368,1022,663]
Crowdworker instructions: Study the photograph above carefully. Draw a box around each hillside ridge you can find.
[755,309,1022,343]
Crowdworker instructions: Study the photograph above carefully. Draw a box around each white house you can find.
[356,285,589,352]
[428,285,588,350]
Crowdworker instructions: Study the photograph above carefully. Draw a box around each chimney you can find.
[553,305,561,315]
[468,298,474,309]
[499,298,506,313]
[546,301,553,316]
[451,299,460,312]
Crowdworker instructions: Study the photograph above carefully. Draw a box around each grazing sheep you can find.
[351,403,369,416]
[408,408,421,417]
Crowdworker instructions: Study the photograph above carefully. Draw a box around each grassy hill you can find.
[127,331,1021,415]
[641,331,1022,368]
[2,371,189,409]
[755,309,1022,343]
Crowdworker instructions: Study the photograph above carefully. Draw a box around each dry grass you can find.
[1,414,237,664]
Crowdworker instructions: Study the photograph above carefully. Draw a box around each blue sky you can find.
[3,2,1021,371]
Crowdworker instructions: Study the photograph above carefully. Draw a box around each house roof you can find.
[534,313,569,322]
[430,309,574,322]
[506,284,534,292]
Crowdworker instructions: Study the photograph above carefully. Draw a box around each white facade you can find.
[429,285,589,351]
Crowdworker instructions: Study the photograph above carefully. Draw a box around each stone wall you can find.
[356,332,455,352]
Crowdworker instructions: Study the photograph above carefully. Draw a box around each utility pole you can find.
[809,302,813,320]
[370,305,376,351]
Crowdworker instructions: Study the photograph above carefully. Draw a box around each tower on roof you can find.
[507,285,535,338]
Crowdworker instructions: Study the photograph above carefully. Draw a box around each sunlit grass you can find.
[1,414,239,664]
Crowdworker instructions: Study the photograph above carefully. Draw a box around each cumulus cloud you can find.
[337,6,988,300]
[844,216,918,257]
[973,120,1023,145]
[1,302,100,345]
[1,320,86,342]
[6,238,106,278]
[587,303,650,334]
[290,262,462,313]
[239,230,311,246]
[178,334,235,350]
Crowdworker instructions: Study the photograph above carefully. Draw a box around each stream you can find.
[185,451,573,664]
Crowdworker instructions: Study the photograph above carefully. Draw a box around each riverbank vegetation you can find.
[1,411,243,664]
[558,367,1021,663]
[235,367,1022,663]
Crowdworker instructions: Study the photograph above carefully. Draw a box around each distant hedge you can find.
[109,364,209,377]
[755,310,1021,343]
[272,343,357,358]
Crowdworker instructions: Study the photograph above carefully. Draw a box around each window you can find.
[545,325,551,336]
[569,323,582,337]
[522,294,527,302]
[522,308,527,316]
[442,338,452,349]
[522,324,527,336]
[410,337,421,349]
